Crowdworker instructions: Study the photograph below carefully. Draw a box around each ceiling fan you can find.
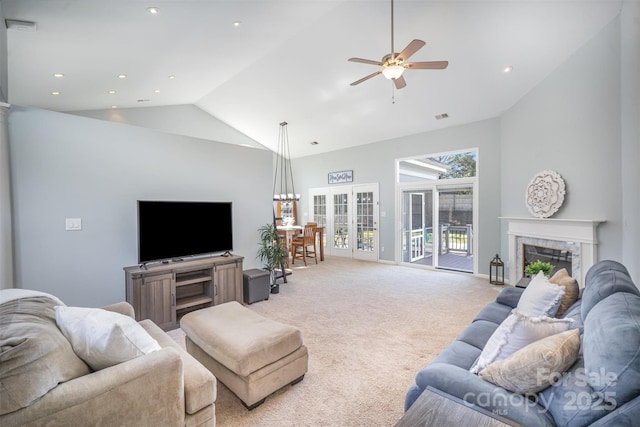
[348,0,448,90]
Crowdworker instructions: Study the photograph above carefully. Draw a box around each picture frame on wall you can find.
[328,170,353,184]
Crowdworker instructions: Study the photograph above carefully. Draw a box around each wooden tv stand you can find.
[124,254,244,330]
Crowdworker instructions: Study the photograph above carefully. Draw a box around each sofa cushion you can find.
[479,328,581,394]
[432,340,482,370]
[540,292,640,427]
[517,271,565,317]
[549,268,580,317]
[0,296,90,415]
[470,309,575,374]
[456,319,500,350]
[581,260,639,322]
[55,306,161,371]
[583,292,640,409]
[474,301,513,325]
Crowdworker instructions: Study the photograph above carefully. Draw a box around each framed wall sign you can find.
[328,170,353,184]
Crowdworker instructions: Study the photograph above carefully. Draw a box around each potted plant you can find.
[524,259,555,277]
[257,223,287,293]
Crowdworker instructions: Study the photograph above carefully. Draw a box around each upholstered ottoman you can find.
[180,301,308,409]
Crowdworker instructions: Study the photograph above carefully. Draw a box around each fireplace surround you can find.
[501,217,604,286]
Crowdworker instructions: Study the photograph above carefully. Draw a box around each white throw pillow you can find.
[469,309,574,374]
[55,306,161,370]
[517,271,565,317]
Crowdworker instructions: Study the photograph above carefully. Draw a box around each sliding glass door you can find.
[401,186,473,272]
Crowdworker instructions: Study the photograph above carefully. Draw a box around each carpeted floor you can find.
[167,256,504,426]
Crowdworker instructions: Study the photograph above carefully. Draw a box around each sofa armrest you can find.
[496,286,524,308]
[140,319,216,415]
[1,347,185,426]
[101,301,135,319]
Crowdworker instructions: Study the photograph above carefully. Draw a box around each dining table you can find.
[276,225,303,257]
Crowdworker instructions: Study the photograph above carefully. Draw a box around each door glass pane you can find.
[333,193,349,248]
[313,195,326,227]
[437,189,473,272]
[313,195,326,249]
[356,191,374,252]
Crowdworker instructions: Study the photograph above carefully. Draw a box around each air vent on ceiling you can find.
[435,113,449,120]
[5,19,37,32]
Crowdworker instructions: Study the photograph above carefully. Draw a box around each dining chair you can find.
[291,223,318,266]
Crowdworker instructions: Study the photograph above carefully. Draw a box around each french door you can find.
[309,183,379,261]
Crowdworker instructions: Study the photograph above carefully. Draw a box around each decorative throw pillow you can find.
[55,306,161,371]
[549,268,580,317]
[479,328,581,394]
[517,271,565,317]
[469,309,575,374]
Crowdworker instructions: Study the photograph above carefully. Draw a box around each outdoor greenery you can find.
[257,223,287,285]
[432,152,477,179]
[525,259,555,277]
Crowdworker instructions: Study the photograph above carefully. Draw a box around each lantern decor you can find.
[490,254,505,285]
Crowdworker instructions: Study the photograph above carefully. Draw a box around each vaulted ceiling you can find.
[3,0,622,158]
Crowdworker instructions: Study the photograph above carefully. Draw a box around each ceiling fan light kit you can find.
[348,0,448,90]
[382,65,404,80]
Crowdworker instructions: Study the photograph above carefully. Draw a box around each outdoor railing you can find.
[440,224,473,256]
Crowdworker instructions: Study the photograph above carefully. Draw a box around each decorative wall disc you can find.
[525,170,566,218]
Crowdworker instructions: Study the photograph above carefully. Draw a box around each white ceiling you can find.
[3,0,622,158]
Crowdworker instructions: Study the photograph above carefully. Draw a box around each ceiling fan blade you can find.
[348,57,384,66]
[393,75,407,90]
[396,39,426,62]
[350,71,382,86]
[405,61,449,70]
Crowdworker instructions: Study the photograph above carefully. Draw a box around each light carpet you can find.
[167,256,504,426]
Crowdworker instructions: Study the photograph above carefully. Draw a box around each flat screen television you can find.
[137,200,233,264]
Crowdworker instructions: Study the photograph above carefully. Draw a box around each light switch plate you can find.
[65,218,82,231]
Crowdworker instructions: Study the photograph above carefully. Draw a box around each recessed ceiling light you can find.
[168,75,176,80]
[154,89,160,93]
[233,21,241,27]
[51,91,61,95]
[503,66,514,73]
[108,90,116,94]
[117,74,127,79]
[310,141,319,145]
[147,7,159,15]
[53,73,64,78]
[111,105,117,109]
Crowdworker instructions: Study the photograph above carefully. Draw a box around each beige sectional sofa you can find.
[0,291,216,426]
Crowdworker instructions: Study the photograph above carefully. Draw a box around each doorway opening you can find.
[309,183,379,262]
[396,149,477,273]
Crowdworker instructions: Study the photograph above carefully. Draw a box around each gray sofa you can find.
[404,260,640,426]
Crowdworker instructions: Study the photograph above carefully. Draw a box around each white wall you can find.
[70,104,263,149]
[8,106,274,306]
[621,1,640,284]
[0,1,7,103]
[293,118,502,275]
[500,15,630,282]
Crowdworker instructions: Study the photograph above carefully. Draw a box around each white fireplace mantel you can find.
[500,217,605,286]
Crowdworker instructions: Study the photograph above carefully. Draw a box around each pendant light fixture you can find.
[272,122,300,202]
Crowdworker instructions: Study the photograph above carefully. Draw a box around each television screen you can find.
[137,200,233,264]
